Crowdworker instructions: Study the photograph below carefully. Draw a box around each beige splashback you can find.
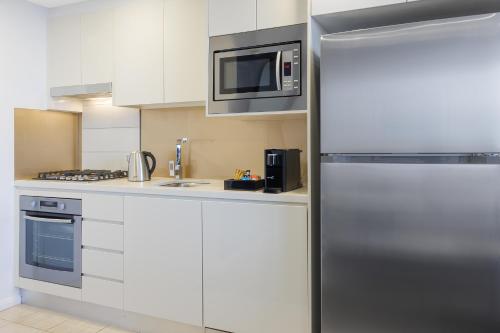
[15,109,81,180]
[141,107,308,181]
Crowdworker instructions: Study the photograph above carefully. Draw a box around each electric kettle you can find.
[127,151,157,182]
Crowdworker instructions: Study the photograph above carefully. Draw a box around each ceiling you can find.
[27,0,88,8]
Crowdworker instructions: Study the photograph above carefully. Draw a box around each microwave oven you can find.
[208,24,307,115]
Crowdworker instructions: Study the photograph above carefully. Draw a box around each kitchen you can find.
[2,1,500,333]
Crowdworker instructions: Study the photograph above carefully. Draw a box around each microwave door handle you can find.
[275,51,282,91]
[25,215,73,224]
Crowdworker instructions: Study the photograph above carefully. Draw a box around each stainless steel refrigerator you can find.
[321,13,500,333]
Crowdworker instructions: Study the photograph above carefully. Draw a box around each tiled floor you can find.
[0,305,133,333]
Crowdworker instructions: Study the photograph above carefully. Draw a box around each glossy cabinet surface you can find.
[164,0,207,104]
[81,9,113,85]
[208,0,257,36]
[203,201,308,333]
[113,0,165,106]
[124,196,203,326]
[48,14,82,88]
[257,0,307,30]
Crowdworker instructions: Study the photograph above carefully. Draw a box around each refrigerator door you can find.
[321,161,500,333]
[321,13,500,154]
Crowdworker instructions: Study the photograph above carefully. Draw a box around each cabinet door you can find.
[203,201,308,333]
[257,0,307,30]
[82,9,113,85]
[124,197,202,326]
[312,0,405,16]
[209,0,257,37]
[113,0,164,106]
[164,0,207,104]
[48,14,81,87]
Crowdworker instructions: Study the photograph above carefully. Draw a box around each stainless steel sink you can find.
[159,180,210,188]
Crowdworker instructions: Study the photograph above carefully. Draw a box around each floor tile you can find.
[99,327,135,333]
[0,305,41,323]
[0,323,44,333]
[48,318,105,333]
[19,310,70,331]
[0,320,8,328]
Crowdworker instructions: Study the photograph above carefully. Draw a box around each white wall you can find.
[82,98,140,170]
[0,0,47,309]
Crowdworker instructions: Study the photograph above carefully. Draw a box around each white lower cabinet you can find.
[83,249,124,281]
[82,276,124,310]
[202,201,308,333]
[123,196,203,326]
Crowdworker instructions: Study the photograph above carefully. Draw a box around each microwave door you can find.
[215,50,280,101]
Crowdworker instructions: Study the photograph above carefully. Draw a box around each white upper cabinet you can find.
[48,10,113,88]
[203,201,308,333]
[312,0,405,16]
[209,0,307,37]
[113,0,165,106]
[164,0,207,104]
[208,0,257,36]
[257,0,307,30]
[48,14,82,88]
[81,9,113,85]
[124,196,203,326]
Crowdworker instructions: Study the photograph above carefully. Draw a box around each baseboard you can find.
[21,290,203,333]
[0,293,21,311]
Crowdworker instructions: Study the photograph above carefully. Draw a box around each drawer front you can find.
[83,194,123,222]
[82,276,123,310]
[82,220,124,251]
[83,249,123,281]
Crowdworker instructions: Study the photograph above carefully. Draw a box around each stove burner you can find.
[37,170,128,182]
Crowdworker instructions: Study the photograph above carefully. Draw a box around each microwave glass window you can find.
[25,217,74,272]
[220,52,278,94]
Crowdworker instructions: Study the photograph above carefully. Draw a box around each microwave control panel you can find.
[281,46,300,94]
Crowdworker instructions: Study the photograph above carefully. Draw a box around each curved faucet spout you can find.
[175,138,189,179]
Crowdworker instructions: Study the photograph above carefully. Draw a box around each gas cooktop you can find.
[36,170,128,182]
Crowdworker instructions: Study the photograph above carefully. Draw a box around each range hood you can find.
[50,82,112,99]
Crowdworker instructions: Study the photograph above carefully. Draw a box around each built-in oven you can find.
[19,196,82,288]
[209,23,307,115]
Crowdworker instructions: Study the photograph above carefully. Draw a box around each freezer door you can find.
[321,162,500,333]
[321,13,500,154]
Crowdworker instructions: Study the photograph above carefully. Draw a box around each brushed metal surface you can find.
[208,24,307,114]
[50,82,112,98]
[321,162,500,332]
[321,13,500,154]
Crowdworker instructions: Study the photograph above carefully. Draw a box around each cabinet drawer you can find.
[82,220,123,251]
[83,194,123,222]
[82,276,123,310]
[83,248,123,281]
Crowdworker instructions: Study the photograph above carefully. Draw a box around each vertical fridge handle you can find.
[276,51,282,91]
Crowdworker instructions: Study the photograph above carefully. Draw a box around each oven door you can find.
[19,211,82,288]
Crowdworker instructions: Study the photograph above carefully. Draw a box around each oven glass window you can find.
[220,52,278,94]
[25,216,74,272]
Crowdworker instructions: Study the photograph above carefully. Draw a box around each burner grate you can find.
[37,170,128,182]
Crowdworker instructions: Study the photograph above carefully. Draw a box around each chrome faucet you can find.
[175,138,188,179]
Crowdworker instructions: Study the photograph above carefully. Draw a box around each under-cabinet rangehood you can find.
[50,82,112,99]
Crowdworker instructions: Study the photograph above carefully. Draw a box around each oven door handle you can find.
[275,51,282,91]
[25,215,73,224]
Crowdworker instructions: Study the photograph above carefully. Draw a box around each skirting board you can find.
[21,290,202,333]
[0,293,21,311]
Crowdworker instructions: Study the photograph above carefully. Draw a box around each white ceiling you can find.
[27,0,88,8]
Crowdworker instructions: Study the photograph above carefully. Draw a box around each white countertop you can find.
[14,178,308,204]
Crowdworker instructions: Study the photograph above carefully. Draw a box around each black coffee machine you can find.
[264,149,302,194]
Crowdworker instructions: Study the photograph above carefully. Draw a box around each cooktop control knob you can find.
[58,203,66,211]
[31,201,37,209]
